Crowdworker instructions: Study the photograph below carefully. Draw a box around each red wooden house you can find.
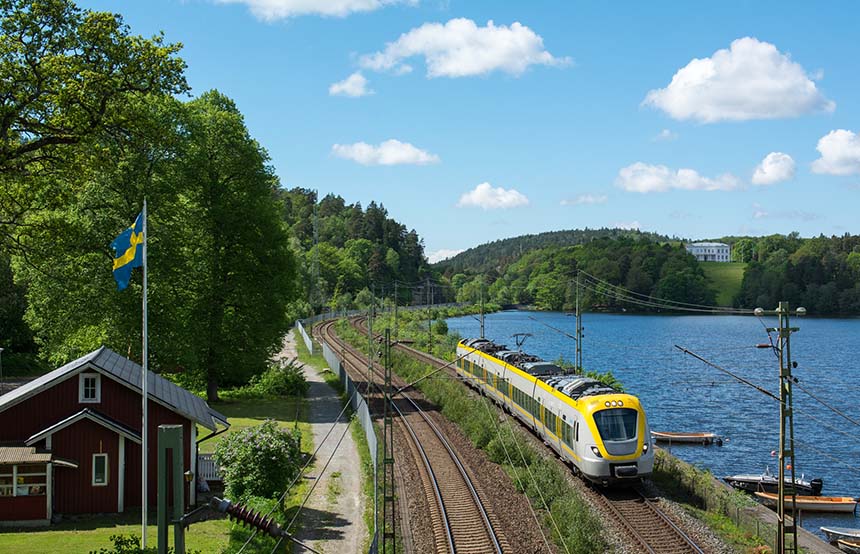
[0,347,228,525]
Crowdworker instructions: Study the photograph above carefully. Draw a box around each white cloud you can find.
[329,72,373,97]
[652,129,678,142]
[457,182,529,210]
[331,139,439,165]
[812,129,860,175]
[359,18,570,78]
[614,221,641,230]
[752,204,821,221]
[560,194,607,206]
[643,37,834,122]
[213,0,414,20]
[752,152,795,185]
[616,162,740,193]
[427,249,465,264]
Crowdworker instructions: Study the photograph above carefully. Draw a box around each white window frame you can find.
[92,453,109,487]
[79,373,101,403]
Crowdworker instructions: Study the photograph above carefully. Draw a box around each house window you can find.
[79,373,101,403]
[92,454,108,486]
[0,464,47,496]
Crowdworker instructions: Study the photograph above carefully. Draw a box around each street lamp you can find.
[0,347,4,393]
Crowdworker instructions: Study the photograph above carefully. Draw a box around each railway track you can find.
[315,320,508,554]
[351,316,709,554]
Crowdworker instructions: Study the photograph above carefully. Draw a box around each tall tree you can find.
[180,91,296,401]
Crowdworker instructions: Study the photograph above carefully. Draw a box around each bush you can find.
[89,534,200,554]
[249,358,309,397]
[221,358,309,400]
[213,420,302,501]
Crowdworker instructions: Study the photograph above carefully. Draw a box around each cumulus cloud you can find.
[616,162,740,193]
[427,249,465,264]
[359,18,570,78]
[329,72,373,97]
[652,129,678,142]
[614,221,641,230]
[812,129,860,175]
[213,0,414,20]
[457,182,529,210]
[643,37,834,122]
[560,194,608,206]
[752,152,795,185]
[331,139,439,165]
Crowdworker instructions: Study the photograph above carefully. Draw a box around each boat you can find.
[837,539,860,554]
[651,431,719,444]
[724,466,823,496]
[754,491,858,513]
[821,527,860,544]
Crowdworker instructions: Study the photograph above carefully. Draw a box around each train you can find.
[455,337,654,485]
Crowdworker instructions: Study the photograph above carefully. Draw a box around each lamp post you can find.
[0,347,4,392]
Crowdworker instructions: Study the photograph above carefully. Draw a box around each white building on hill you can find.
[686,242,731,262]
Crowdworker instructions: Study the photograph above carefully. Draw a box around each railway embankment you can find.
[653,449,841,554]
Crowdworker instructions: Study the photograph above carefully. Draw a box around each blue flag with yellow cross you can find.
[111,212,144,291]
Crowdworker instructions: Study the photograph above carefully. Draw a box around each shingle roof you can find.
[0,347,227,431]
[0,446,52,465]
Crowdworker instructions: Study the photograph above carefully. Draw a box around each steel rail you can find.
[316,319,504,554]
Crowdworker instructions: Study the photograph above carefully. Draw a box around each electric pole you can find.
[382,328,396,553]
[479,277,485,339]
[426,277,433,352]
[575,273,582,372]
[368,283,375,388]
[756,302,805,554]
[394,281,399,340]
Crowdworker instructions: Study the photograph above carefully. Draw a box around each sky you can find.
[80,1,860,263]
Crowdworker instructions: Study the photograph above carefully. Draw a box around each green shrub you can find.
[89,534,200,554]
[249,358,309,397]
[213,420,302,501]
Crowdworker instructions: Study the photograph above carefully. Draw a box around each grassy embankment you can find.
[700,261,747,307]
[336,309,607,554]
[0,388,312,554]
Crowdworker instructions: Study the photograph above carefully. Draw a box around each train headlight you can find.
[618,401,623,407]
[604,401,610,407]
[642,443,649,454]
[590,446,603,458]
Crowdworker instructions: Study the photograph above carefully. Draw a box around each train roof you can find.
[461,337,620,399]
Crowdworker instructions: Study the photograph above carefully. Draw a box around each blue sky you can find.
[81,1,860,261]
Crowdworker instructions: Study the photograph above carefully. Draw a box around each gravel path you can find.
[282,330,367,554]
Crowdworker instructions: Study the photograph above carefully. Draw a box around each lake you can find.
[446,310,860,539]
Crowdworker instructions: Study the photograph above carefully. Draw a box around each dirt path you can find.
[278,330,367,554]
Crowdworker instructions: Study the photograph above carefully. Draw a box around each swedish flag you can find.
[111,212,144,291]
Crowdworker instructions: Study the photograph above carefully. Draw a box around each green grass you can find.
[701,261,747,306]
[0,396,311,554]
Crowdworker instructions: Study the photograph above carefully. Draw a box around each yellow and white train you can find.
[456,338,653,484]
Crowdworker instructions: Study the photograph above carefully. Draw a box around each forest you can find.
[0,0,430,400]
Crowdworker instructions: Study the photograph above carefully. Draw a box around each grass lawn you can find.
[700,261,747,306]
[0,396,310,554]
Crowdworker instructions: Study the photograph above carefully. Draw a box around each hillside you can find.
[700,262,746,306]
[435,228,677,274]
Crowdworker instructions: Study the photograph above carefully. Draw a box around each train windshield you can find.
[593,408,638,441]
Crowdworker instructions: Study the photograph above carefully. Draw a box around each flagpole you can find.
[141,199,149,548]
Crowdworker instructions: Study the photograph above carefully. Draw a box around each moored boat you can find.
[821,527,860,544]
[754,491,858,513]
[651,430,718,444]
[837,539,860,554]
[724,466,823,496]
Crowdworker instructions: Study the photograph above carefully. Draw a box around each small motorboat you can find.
[837,539,860,554]
[755,491,858,513]
[651,431,719,444]
[724,466,823,496]
[821,527,860,544]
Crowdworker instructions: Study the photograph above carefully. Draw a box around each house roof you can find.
[686,241,730,247]
[0,347,228,431]
[26,408,142,446]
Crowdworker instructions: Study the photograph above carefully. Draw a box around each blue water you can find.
[446,310,860,539]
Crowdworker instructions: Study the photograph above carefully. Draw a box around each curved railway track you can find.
[315,319,507,554]
[351,316,709,554]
